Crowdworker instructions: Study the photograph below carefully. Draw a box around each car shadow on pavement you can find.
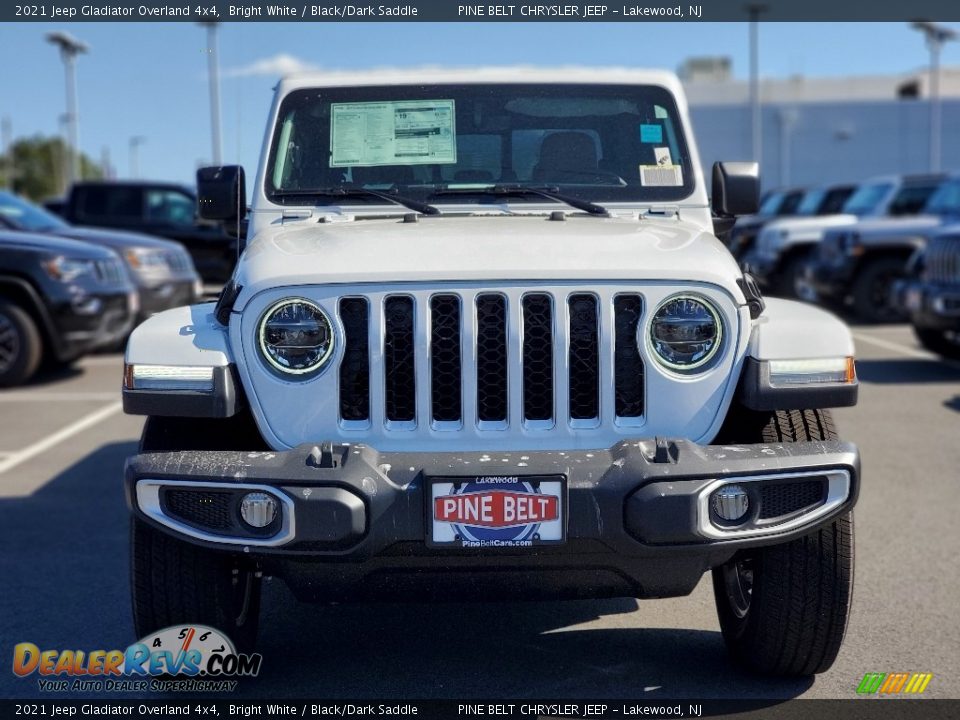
[0,440,137,698]
[0,440,811,706]
[855,358,960,384]
[242,585,812,702]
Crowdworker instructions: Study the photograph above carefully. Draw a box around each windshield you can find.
[265,84,695,207]
[923,179,960,216]
[842,183,892,216]
[0,191,70,232]
[796,189,826,216]
[758,192,784,215]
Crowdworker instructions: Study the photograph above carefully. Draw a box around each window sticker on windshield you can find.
[330,100,457,167]
[640,148,683,186]
[639,124,663,143]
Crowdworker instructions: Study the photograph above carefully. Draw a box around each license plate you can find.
[429,475,565,548]
[905,288,922,311]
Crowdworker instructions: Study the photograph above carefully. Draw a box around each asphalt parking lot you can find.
[1,322,958,702]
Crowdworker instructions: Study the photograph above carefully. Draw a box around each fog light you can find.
[712,485,750,522]
[239,492,278,528]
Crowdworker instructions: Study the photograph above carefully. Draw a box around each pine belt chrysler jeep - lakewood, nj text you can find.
[122,69,861,677]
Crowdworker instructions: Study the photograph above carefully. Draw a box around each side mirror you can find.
[712,161,760,217]
[197,166,246,238]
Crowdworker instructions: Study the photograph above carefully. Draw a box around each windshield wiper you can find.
[272,186,441,216]
[431,184,609,217]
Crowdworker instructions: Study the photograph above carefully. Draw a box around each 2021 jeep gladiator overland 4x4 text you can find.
[122,69,860,676]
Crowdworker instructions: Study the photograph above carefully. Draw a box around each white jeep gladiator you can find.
[122,68,860,677]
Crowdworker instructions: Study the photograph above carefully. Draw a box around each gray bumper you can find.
[125,439,859,600]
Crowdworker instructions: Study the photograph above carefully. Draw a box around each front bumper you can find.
[807,259,855,301]
[136,278,202,321]
[125,439,859,602]
[897,279,960,331]
[53,289,136,358]
[739,250,778,287]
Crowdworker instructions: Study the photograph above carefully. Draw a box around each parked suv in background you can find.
[0,191,201,324]
[897,228,960,358]
[727,186,805,260]
[47,181,237,284]
[0,230,135,386]
[809,175,960,323]
[744,174,942,299]
[123,68,861,677]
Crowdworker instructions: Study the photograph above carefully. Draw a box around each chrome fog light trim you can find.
[697,470,850,540]
[135,479,295,547]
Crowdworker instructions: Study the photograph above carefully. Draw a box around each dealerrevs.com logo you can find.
[12,625,262,692]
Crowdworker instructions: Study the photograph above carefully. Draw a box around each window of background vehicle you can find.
[145,189,196,226]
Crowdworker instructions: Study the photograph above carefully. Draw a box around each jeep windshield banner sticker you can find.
[431,476,565,547]
[330,99,457,167]
[12,625,262,693]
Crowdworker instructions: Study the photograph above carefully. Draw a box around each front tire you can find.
[130,415,266,650]
[850,257,907,323]
[0,300,42,387]
[712,409,854,676]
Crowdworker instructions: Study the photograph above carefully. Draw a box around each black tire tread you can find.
[0,300,43,387]
[713,408,854,677]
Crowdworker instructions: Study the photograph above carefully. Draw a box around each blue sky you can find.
[1,21,957,188]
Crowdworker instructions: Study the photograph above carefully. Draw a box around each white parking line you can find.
[0,401,123,476]
[0,392,118,402]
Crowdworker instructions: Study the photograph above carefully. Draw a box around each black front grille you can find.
[430,294,462,422]
[613,295,644,417]
[522,294,554,421]
[476,294,508,422]
[339,298,370,422]
[568,294,599,419]
[163,489,233,530]
[759,480,826,520]
[384,296,416,422]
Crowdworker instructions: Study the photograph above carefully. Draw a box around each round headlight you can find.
[258,298,335,375]
[648,294,722,371]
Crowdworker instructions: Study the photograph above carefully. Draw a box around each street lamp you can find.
[198,21,223,165]
[911,21,957,173]
[129,136,147,179]
[45,31,88,189]
[745,4,768,169]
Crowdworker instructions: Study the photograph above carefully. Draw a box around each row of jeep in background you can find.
[0,186,209,387]
[730,173,960,359]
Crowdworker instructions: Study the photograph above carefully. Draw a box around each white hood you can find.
[234,214,742,309]
[763,214,860,239]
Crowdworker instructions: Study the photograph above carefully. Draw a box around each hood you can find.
[0,229,119,260]
[846,215,944,238]
[235,215,742,308]
[763,214,859,237]
[52,226,188,253]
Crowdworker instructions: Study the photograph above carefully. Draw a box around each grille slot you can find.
[94,258,124,285]
[163,489,233,530]
[568,294,599,420]
[758,480,826,520]
[613,295,644,418]
[476,294,508,422]
[339,298,370,422]
[430,294,462,423]
[522,293,554,422]
[384,296,416,422]
[925,235,960,284]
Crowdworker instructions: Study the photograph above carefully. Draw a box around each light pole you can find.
[745,4,768,169]
[129,136,147,179]
[46,31,88,188]
[1,117,11,189]
[199,21,223,165]
[911,21,957,173]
